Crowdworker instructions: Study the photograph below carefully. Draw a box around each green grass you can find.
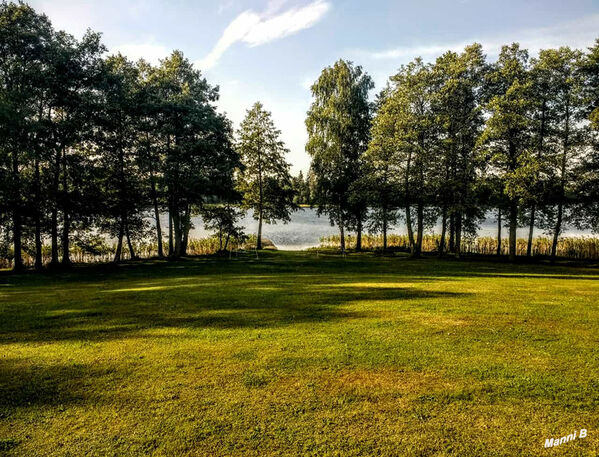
[0,251,598,456]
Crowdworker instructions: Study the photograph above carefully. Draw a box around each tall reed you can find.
[319,234,599,259]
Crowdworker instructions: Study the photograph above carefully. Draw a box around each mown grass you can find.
[0,251,598,456]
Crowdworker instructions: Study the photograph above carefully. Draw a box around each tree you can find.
[305,59,373,253]
[479,44,534,261]
[152,51,237,257]
[431,44,486,258]
[96,54,146,262]
[375,58,438,257]
[524,53,554,256]
[580,39,599,130]
[201,204,245,252]
[0,2,54,270]
[292,170,307,205]
[237,102,296,250]
[43,28,105,267]
[573,41,599,235]
[364,89,402,252]
[534,47,586,262]
[135,59,166,257]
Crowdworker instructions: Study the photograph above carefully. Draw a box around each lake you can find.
[180,208,594,251]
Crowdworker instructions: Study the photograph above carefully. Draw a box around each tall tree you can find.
[432,44,486,258]
[237,102,296,250]
[152,51,237,257]
[96,54,144,262]
[305,59,373,253]
[375,58,438,257]
[136,59,166,257]
[479,43,534,261]
[524,53,554,257]
[573,41,599,235]
[535,47,586,262]
[581,39,599,130]
[364,89,402,252]
[0,2,54,270]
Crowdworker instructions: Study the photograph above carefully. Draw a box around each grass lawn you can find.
[0,251,598,456]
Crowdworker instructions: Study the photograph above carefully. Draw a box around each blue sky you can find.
[30,0,599,173]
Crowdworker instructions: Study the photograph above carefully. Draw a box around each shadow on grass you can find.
[1,251,596,345]
[0,274,467,343]
[0,358,113,412]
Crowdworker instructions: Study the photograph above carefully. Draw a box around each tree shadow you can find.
[0,272,467,344]
[1,251,596,345]
[0,358,112,412]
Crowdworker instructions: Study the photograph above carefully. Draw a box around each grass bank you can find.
[0,251,598,456]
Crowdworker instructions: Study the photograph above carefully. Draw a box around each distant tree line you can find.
[305,41,599,262]
[0,2,295,270]
[290,169,316,206]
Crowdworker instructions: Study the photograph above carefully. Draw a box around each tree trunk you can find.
[34,157,43,270]
[50,151,61,266]
[404,150,415,255]
[125,216,137,260]
[497,208,502,256]
[114,216,125,262]
[551,97,570,264]
[257,145,264,251]
[150,174,163,257]
[405,205,415,255]
[382,213,388,252]
[551,153,568,262]
[414,201,424,258]
[455,212,462,259]
[508,200,517,262]
[339,215,345,254]
[257,209,263,250]
[61,148,70,266]
[449,213,455,253]
[173,207,182,257]
[11,148,23,271]
[551,203,563,262]
[181,206,190,256]
[168,209,173,256]
[439,206,447,257]
[355,216,362,252]
[527,204,535,257]
[529,99,545,258]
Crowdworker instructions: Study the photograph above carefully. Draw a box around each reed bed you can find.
[319,234,599,259]
[0,235,257,269]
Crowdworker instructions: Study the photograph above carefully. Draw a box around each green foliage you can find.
[305,59,373,251]
[237,102,296,249]
[291,170,311,205]
[200,204,246,251]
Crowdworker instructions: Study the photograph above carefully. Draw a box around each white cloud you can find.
[366,13,599,63]
[196,0,331,70]
[217,0,237,15]
[372,43,466,60]
[110,42,170,64]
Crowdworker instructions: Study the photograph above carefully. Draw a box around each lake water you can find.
[181,208,594,251]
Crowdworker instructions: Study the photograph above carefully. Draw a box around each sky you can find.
[29,0,599,174]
